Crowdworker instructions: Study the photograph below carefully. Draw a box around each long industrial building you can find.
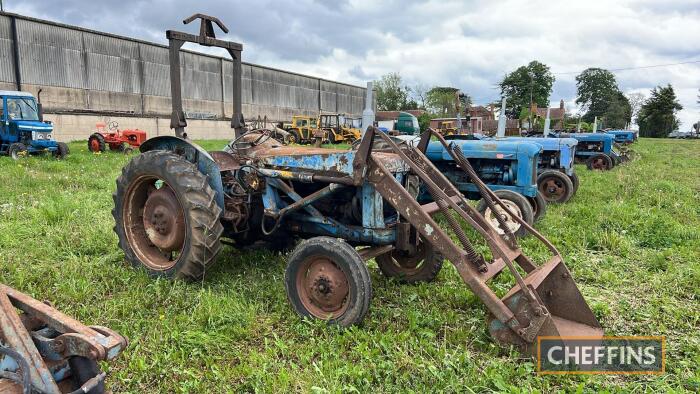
[0,12,372,141]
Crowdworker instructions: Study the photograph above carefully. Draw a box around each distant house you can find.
[428,106,495,134]
[522,100,566,130]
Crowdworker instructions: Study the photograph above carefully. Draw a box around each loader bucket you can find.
[488,256,603,355]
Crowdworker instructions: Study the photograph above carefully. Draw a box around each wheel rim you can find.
[90,138,101,152]
[296,256,349,319]
[540,177,566,200]
[484,200,522,234]
[591,157,607,170]
[123,176,186,270]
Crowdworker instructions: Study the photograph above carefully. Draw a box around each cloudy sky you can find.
[11,0,700,129]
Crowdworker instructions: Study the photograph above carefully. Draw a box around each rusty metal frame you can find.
[0,285,127,393]
[167,14,244,139]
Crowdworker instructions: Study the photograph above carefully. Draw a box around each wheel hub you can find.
[484,201,522,234]
[303,258,348,314]
[542,178,564,198]
[142,187,185,252]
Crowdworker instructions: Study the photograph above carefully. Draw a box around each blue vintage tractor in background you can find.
[423,138,546,237]
[559,132,627,170]
[0,91,69,160]
[605,129,637,144]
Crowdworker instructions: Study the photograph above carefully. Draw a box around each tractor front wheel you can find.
[8,143,27,160]
[586,153,613,171]
[285,237,371,327]
[477,190,534,238]
[88,133,106,153]
[527,191,548,222]
[376,238,443,283]
[112,150,223,280]
[52,142,69,159]
[288,129,301,145]
[537,170,574,203]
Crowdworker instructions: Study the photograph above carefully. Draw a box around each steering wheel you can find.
[228,129,273,153]
[108,121,119,131]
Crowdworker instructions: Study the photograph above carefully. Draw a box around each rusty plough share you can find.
[0,285,127,394]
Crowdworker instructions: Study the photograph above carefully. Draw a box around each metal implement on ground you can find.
[88,121,147,154]
[0,284,127,393]
[112,13,603,357]
[0,91,69,160]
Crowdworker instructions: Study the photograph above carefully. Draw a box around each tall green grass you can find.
[0,139,698,392]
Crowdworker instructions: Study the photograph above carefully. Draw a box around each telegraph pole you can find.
[1,1,5,12]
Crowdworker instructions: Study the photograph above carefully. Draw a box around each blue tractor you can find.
[423,138,546,237]
[605,129,637,144]
[0,91,69,160]
[559,132,626,170]
[452,134,579,204]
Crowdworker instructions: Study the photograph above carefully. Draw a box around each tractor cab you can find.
[0,91,68,159]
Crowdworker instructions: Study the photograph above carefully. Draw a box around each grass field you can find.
[0,138,698,393]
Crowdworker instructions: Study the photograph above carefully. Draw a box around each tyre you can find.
[537,170,574,203]
[477,189,534,238]
[53,142,69,159]
[527,191,548,222]
[112,150,223,281]
[285,237,371,327]
[68,356,104,394]
[329,129,342,144]
[376,237,443,283]
[288,129,301,144]
[88,133,106,152]
[8,143,27,160]
[586,153,613,171]
[569,172,580,195]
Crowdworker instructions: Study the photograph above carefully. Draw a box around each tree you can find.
[637,85,683,138]
[374,72,411,111]
[412,83,430,109]
[626,92,646,122]
[426,87,472,117]
[499,61,555,123]
[602,92,632,129]
[575,68,621,123]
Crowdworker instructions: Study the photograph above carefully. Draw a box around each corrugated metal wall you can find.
[0,13,369,121]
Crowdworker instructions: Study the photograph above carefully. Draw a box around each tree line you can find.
[374,63,686,137]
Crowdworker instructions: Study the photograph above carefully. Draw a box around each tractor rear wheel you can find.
[586,153,613,171]
[527,191,548,222]
[288,129,301,144]
[285,237,371,327]
[88,133,106,152]
[569,172,580,194]
[376,238,443,283]
[53,142,69,159]
[537,170,574,203]
[477,190,534,238]
[8,143,27,160]
[112,150,223,281]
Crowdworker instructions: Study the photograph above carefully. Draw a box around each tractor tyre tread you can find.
[537,170,575,203]
[88,133,106,152]
[112,150,223,281]
[8,143,27,160]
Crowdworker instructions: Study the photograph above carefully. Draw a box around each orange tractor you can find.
[88,121,147,153]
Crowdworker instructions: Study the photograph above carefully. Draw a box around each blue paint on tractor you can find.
[424,139,542,200]
[558,132,624,163]
[605,129,637,144]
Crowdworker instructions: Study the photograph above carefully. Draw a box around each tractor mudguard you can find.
[139,136,225,210]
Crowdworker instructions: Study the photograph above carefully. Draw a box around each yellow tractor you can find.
[318,113,362,144]
[437,120,459,136]
[285,115,327,144]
